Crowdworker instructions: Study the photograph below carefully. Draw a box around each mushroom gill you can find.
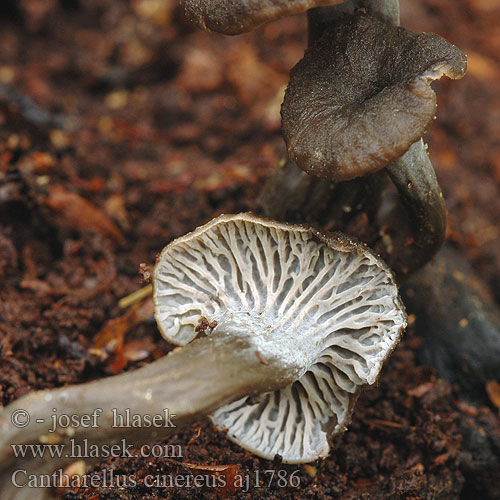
[154,213,406,462]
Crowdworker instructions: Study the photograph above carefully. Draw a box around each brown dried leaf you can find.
[408,382,434,398]
[466,52,500,81]
[433,452,450,466]
[105,194,130,230]
[93,300,152,374]
[123,340,155,362]
[455,399,479,416]
[465,0,500,14]
[226,44,286,106]
[57,460,86,492]
[93,303,141,350]
[45,185,124,244]
[303,464,318,478]
[176,43,224,93]
[486,380,500,411]
[183,463,241,498]
[368,419,405,429]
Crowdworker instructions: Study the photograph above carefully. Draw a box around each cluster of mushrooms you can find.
[0,0,467,498]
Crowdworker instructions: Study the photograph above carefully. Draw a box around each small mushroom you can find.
[181,0,346,35]
[179,0,465,277]
[0,213,406,500]
[154,212,406,462]
[281,13,467,183]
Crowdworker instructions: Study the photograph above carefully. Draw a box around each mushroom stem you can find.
[402,244,500,404]
[256,157,387,228]
[260,0,399,226]
[0,330,302,500]
[303,0,452,276]
[257,157,336,221]
[308,0,399,43]
[383,139,447,276]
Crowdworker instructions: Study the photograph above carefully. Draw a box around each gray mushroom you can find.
[281,13,466,183]
[280,10,466,275]
[181,0,346,35]
[0,212,406,500]
[154,212,406,462]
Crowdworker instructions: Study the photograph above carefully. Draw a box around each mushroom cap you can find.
[181,0,345,35]
[154,213,406,462]
[281,13,467,182]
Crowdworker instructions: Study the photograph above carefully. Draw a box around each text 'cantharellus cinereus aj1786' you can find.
[0,213,406,500]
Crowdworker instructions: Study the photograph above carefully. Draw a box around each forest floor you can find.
[0,0,499,498]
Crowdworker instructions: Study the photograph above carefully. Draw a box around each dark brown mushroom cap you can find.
[281,13,467,182]
[182,0,345,35]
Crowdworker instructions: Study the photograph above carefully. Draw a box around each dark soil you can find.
[0,0,499,499]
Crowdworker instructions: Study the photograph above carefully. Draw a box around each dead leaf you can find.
[183,463,241,498]
[465,0,500,14]
[367,419,415,430]
[45,185,124,244]
[466,52,500,81]
[455,399,479,416]
[93,298,153,373]
[486,380,500,411]
[176,43,224,93]
[123,340,155,362]
[56,460,86,492]
[410,463,425,473]
[226,44,286,106]
[433,452,450,466]
[303,464,317,478]
[408,382,434,398]
[105,194,130,230]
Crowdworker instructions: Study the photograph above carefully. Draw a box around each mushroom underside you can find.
[154,213,406,462]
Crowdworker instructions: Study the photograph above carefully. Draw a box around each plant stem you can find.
[118,283,153,308]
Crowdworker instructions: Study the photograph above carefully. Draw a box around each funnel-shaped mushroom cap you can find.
[154,213,406,462]
[282,13,467,182]
[181,0,345,35]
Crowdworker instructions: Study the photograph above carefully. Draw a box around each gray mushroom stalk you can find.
[0,213,406,498]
